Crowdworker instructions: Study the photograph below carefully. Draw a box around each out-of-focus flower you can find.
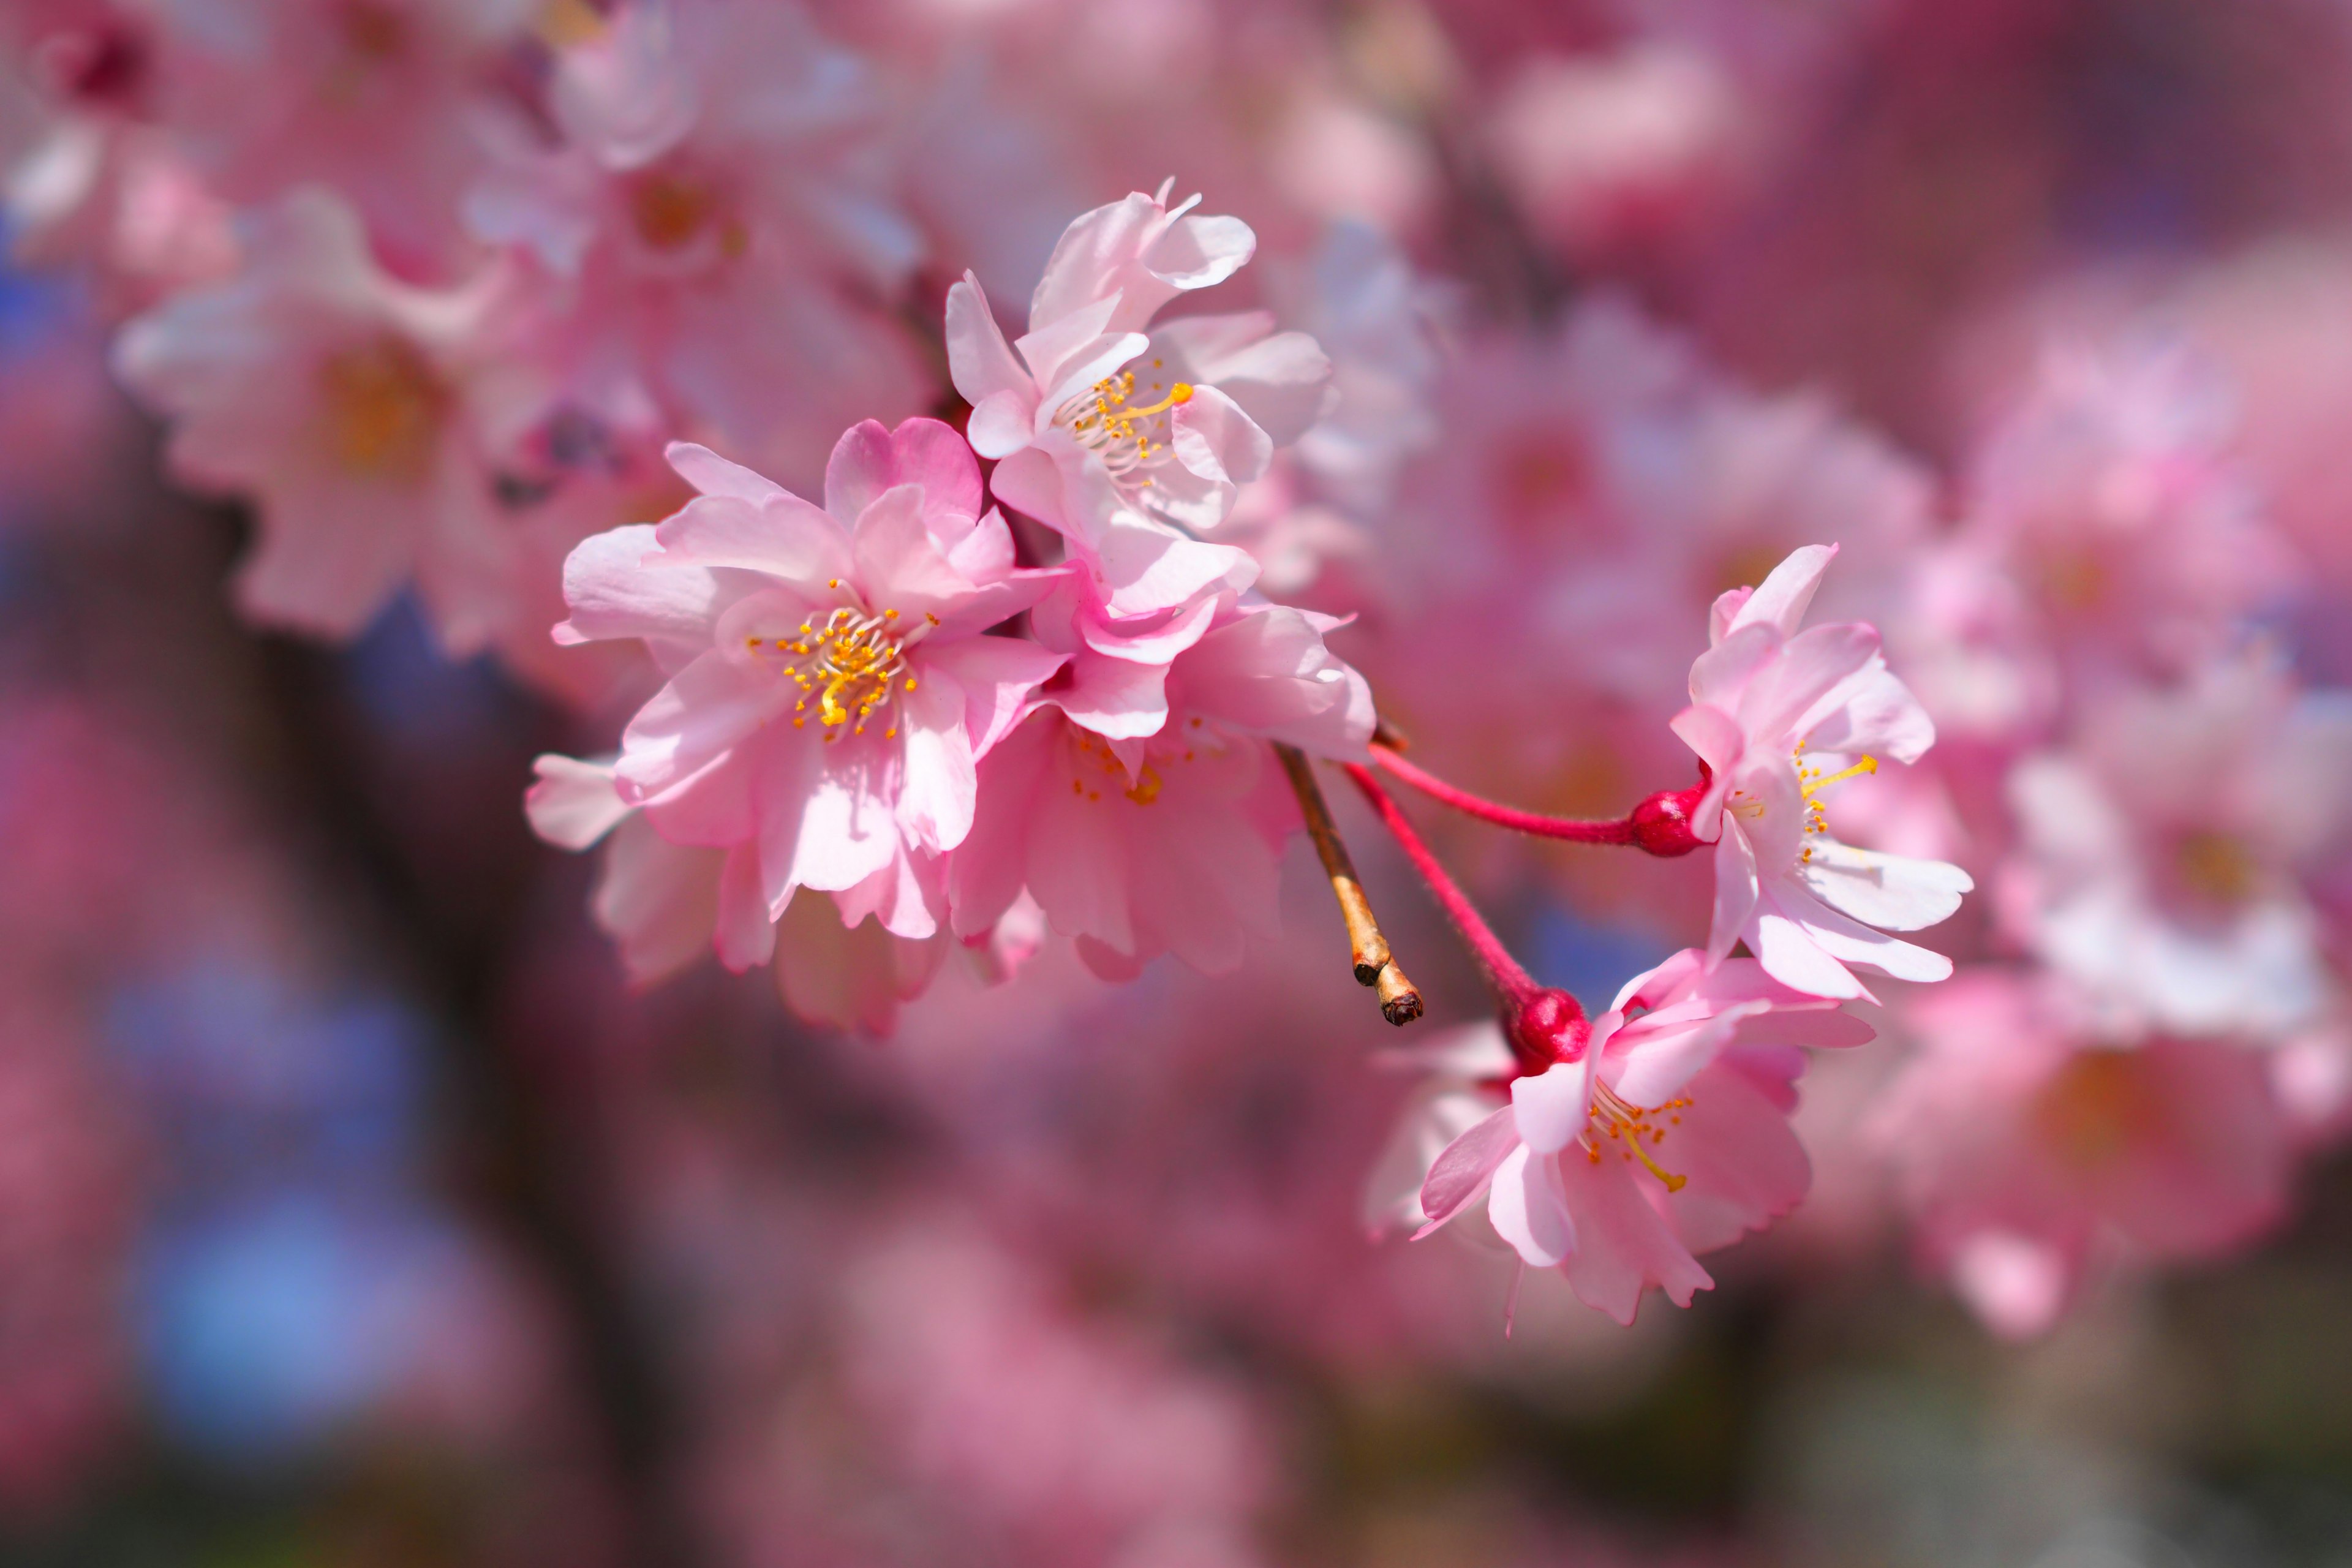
[1486,42,1745,263]
[948,598,1372,978]
[1875,971,2296,1338]
[948,182,1330,613]
[1958,341,2294,690]
[466,0,932,485]
[138,0,536,275]
[113,189,539,649]
[1411,951,1871,1324]
[829,1217,1278,1568]
[548,420,1065,953]
[2003,651,2352,1038]
[1673,544,1972,1000]
[0,1,236,301]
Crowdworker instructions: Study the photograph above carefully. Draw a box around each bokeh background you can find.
[4,1,2352,1564]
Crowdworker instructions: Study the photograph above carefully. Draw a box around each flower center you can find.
[1061,716,1212,805]
[319,337,447,480]
[748,603,935,742]
[1727,747,1879,863]
[1581,1080,1691,1192]
[1055,366,1193,482]
[2032,1050,2163,1172]
[2173,828,2258,907]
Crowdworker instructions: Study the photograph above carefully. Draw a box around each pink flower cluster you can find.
[13,0,2352,1354]
[525,186,1372,1023]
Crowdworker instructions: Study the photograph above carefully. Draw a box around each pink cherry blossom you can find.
[1873,971,2296,1338]
[112,189,538,649]
[553,418,1066,957]
[1485,41,1747,263]
[1956,340,2296,690]
[141,0,538,276]
[2002,650,2352,1038]
[1673,543,1973,1000]
[0,2,237,303]
[526,750,1026,1033]
[948,597,1373,978]
[464,0,931,484]
[1412,951,1872,1323]
[946,182,1332,615]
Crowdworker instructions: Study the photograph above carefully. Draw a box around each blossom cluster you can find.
[9,0,2352,1359]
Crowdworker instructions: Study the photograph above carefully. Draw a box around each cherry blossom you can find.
[2003,652,2352,1038]
[525,753,956,1033]
[140,0,538,275]
[1673,544,1973,1000]
[946,181,1332,615]
[113,189,537,648]
[552,417,1065,955]
[1874,971,2294,1338]
[464,0,930,484]
[1411,950,1872,1323]
[948,598,1372,979]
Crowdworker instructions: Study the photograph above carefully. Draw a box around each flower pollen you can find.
[754,606,914,741]
[1057,368,1194,480]
[1585,1079,1692,1193]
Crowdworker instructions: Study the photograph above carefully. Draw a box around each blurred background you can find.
[4,0,2352,1564]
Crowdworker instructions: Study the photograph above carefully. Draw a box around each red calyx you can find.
[1629,774,1709,858]
[1504,987,1589,1077]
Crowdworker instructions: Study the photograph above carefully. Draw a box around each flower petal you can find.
[1415,1104,1522,1234]
[1487,1145,1575,1268]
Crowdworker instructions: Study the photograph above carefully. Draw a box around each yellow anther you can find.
[1800,755,1879,797]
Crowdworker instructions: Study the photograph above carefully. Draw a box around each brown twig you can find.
[1275,743,1423,1026]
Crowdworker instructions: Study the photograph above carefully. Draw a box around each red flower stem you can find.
[1371,745,1635,845]
[1343,762,1540,1008]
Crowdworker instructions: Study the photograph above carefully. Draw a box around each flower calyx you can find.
[1506,987,1589,1077]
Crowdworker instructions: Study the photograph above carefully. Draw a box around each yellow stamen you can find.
[1800,756,1878,797]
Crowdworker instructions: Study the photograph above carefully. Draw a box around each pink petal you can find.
[1767,879,1954,985]
[1707,822,1762,968]
[1724,543,1836,639]
[1797,839,1973,932]
[556,524,732,649]
[944,273,1032,412]
[665,440,788,505]
[1512,1059,1596,1155]
[1415,1104,1522,1234]
[654,491,856,589]
[894,668,977,854]
[1738,622,1882,748]
[918,635,1069,757]
[1488,1146,1575,1268]
[712,843,775,971]
[594,818,724,985]
[1559,1155,1714,1323]
[824,415,985,529]
[526,755,631,850]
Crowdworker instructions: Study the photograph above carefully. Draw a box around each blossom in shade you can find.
[2003,651,2352,1038]
[1412,950,1872,1324]
[524,753,962,1033]
[553,417,1066,952]
[1872,971,2295,1339]
[1672,543,1973,1000]
[112,189,533,648]
[948,598,1373,979]
[946,181,1330,615]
